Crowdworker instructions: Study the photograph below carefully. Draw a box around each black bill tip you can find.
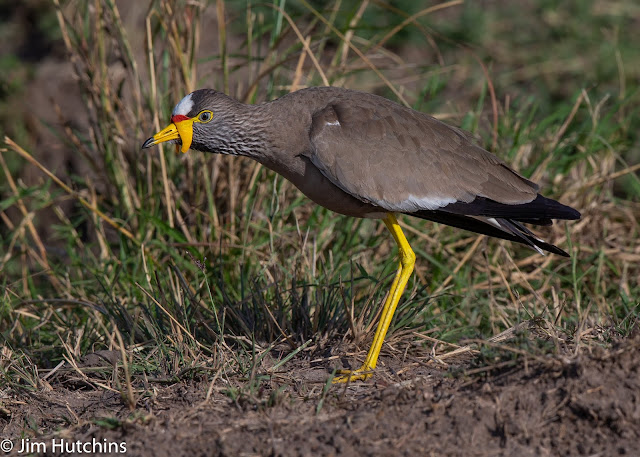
[141,137,156,149]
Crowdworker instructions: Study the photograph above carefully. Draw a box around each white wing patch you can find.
[386,194,457,211]
[172,93,194,116]
[325,120,340,126]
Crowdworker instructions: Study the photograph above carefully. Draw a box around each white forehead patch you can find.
[172,93,194,116]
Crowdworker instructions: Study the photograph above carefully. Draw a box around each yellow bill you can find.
[141,117,194,153]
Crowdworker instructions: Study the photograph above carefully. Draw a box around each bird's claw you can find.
[332,366,374,383]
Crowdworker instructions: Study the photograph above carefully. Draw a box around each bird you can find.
[142,86,580,383]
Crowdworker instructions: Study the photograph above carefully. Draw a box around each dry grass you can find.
[1,0,638,407]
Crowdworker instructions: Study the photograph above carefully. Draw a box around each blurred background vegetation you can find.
[0,0,638,394]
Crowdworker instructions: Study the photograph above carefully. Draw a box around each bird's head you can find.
[142,89,243,154]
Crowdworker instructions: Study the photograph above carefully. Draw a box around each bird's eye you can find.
[198,111,213,123]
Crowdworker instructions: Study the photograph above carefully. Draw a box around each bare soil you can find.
[3,332,639,457]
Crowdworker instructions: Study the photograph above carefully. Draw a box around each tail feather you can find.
[494,218,553,255]
[439,194,580,222]
[408,197,579,257]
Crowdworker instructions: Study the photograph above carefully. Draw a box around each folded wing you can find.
[306,94,579,255]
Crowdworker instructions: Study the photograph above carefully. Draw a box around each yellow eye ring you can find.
[196,110,213,123]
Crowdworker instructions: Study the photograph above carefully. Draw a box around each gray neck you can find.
[211,102,272,158]
[207,93,317,183]
[246,97,314,173]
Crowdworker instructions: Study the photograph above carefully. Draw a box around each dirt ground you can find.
[2,331,639,457]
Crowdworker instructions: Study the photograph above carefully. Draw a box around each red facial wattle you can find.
[171,114,190,123]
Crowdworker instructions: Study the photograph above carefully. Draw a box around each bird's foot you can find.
[332,366,374,383]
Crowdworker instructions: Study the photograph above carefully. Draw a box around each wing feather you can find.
[306,94,538,212]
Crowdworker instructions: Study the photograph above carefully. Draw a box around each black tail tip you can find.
[566,207,581,220]
[548,197,580,220]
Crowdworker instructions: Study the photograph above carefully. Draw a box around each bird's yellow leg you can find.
[333,213,416,383]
